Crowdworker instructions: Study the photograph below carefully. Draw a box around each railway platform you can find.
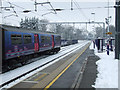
[49,48,100,89]
[79,49,100,89]
[4,42,100,89]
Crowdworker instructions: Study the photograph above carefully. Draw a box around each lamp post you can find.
[91,12,95,22]
[91,12,95,38]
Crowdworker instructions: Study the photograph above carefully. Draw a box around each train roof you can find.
[0,24,60,36]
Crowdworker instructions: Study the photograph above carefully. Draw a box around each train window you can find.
[41,36,45,43]
[46,36,50,43]
[41,36,51,43]
[55,36,60,42]
[11,34,22,45]
[23,35,32,44]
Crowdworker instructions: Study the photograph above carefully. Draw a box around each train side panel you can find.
[39,34,52,52]
[4,31,34,60]
[54,35,61,48]
[22,32,35,55]
[0,28,2,60]
[0,27,4,72]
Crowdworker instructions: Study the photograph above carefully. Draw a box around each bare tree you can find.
[20,17,39,30]
[95,27,103,38]
[39,19,49,32]
[20,18,89,40]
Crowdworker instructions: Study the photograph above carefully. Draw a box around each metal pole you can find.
[115,0,120,59]
[35,0,37,11]
[108,0,110,33]
[0,0,2,73]
[0,0,4,24]
[103,23,105,38]
[71,0,73,10]
[91,12,95,38]
[86,22,87,31]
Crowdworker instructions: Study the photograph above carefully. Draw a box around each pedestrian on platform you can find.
[107,43,109,55]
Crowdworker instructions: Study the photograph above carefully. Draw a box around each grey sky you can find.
[0,0,115,31]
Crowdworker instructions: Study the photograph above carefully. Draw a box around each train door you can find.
[34,34,39,52]
[52,35,54,48]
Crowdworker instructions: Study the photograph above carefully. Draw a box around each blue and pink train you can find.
[0,25,61,72]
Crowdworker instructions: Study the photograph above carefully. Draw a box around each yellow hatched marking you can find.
[34,73,47,81]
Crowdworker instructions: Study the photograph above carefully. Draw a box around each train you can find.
[61,39,78,46]
[0,24,61,72]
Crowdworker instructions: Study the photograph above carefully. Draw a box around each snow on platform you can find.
[90,42,118,88]
[0,40,90,88]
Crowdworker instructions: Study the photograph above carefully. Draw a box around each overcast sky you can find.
[0,0,116,31]
[6,0,115,2]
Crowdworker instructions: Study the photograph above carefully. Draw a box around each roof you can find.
[0,24,59,35]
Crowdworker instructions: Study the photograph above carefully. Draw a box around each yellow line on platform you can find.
[44,43,90,90]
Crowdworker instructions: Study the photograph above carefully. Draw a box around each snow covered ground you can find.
[90,42,119,88]
[0,40,90,89]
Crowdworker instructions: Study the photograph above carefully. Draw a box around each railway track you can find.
[0,41,90,89]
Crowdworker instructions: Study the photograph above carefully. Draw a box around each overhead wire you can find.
[73,0,90,22]
[7,1,18,17]
[2,0,37,25]
[74,6,114,9]
[2,0,55,25]
[23,0,67,22]
[34,0,68,22]
[4,0,56,21]
[5,0,42,17]
[55,13,68,22]
[31,6,114,11]
[2,0,114,24]
[43,2,68,21]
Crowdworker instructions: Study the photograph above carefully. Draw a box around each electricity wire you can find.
[73,0,90,21]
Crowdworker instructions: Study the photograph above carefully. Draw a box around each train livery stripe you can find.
[6,49,34,59]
